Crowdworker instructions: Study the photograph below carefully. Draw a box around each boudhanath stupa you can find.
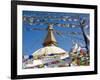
[28,25,70,68]
[32,25,69,58]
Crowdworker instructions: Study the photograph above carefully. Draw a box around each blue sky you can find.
[22,11,89,55]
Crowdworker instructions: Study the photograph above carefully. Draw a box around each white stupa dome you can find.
[32,45,68,56]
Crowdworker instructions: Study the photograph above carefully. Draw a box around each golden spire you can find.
[43,24,57,47]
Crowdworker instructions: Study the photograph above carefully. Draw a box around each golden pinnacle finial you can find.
[43,25,57,47]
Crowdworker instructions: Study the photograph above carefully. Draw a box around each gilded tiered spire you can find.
[43,25,57,47]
